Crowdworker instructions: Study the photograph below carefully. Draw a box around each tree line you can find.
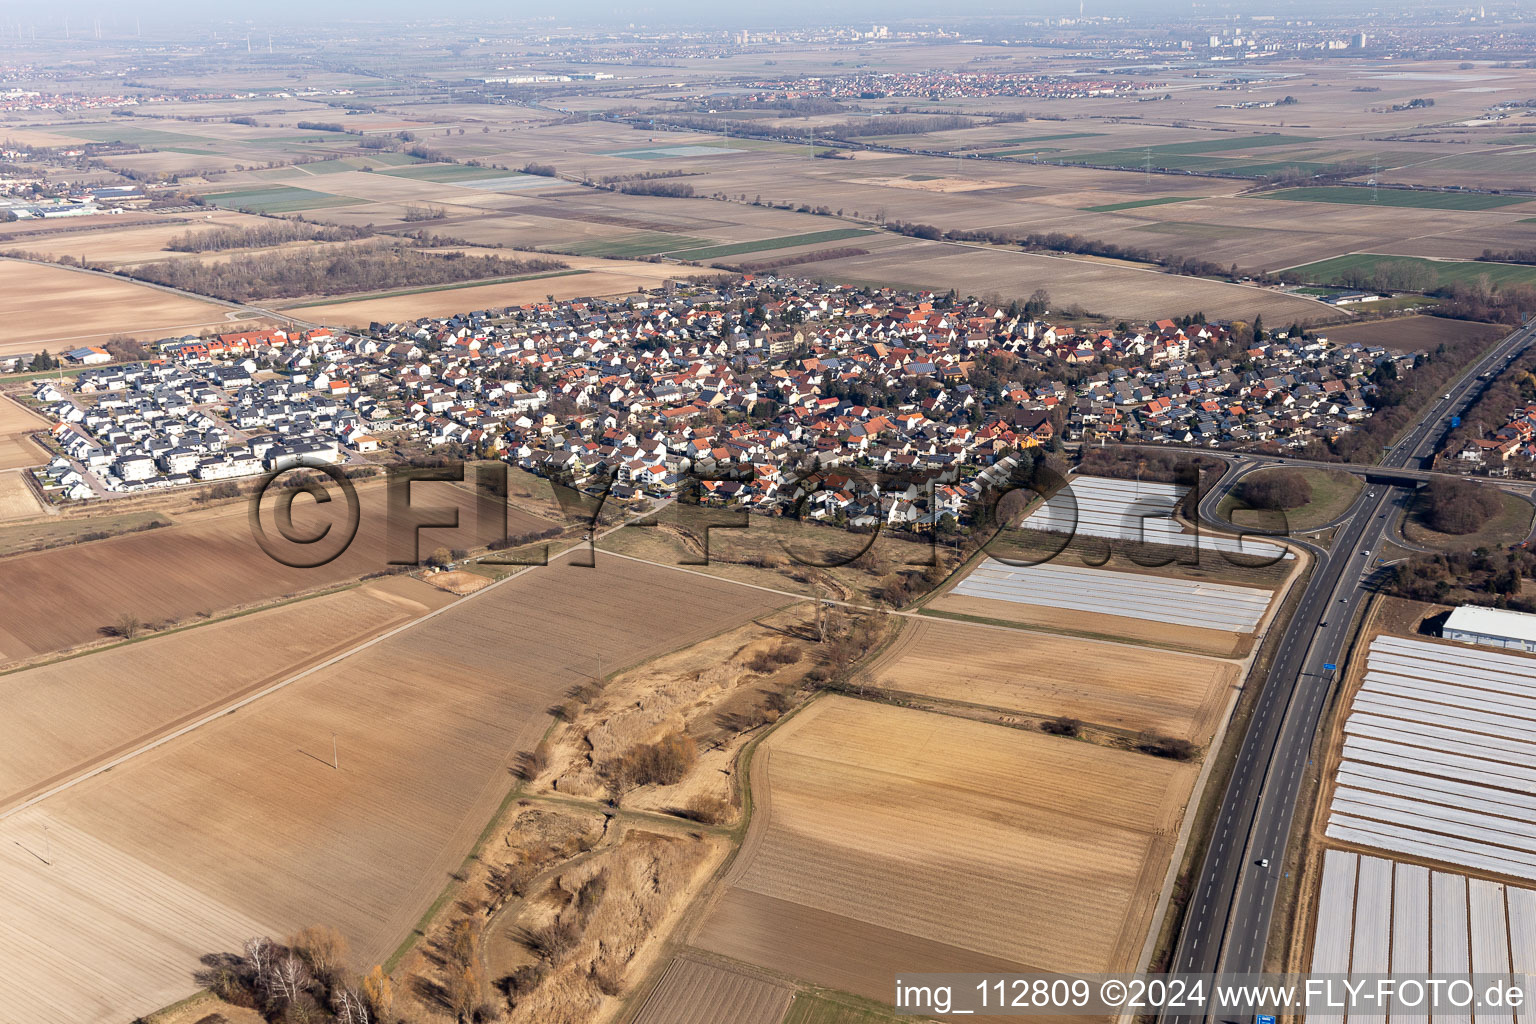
[878,220,1231,279]
[122,243,567,302]
[821,114,976,138]
[165,221,371,252]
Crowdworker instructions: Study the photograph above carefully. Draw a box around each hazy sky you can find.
[0,0,1314,31]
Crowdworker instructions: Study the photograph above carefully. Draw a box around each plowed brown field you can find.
[0,575,453,813]
[0,556,786,1024]
[691,698,1196,1005]
[0,396,49,471]
[864,617,1239,741]
[632,954,794,1024]
[0,476,552,664]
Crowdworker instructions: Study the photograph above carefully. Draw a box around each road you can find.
[1162,318,1536,1016]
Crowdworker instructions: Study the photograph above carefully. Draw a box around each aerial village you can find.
[25,275,1416,522]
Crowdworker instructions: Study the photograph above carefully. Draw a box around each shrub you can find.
[618,731,696,786]
[1040,715,1081,737]
[675,794,732,824]
[524,919,582,961]
[1136,733,1198,760]
[1422,477,1503,535]
[1238,469,1312,510]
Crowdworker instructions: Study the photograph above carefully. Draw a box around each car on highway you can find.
[1257,858,1269,869]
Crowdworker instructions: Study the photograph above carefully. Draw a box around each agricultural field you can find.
[287,254,721,325]
[0,209,279,268]
[0,476,553,664]
[1320,314,1508,354]
[1263,187,1533,211]
[0,396,50,470]
[1323,635,1536,881]
[863,617,1239,742]
[781,993,907,1024]
[931,558,1277,657]
[1084,197,1202,214]
[0,575,454,813]
[690,697,1197,1003]
[0,259,235,354]
[0,507,168,558]
[0,556,787,1024]
[199,185,369,214]
[668,228,877,261]
[374,163,510,183]
[796,237,1335,322]
[1286,253,1536,291]
[631,955,795,1024]
[0,473,43,521]
[1307,850,1535,1023]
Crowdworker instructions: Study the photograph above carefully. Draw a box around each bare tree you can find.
[445,962,485,1021]
[270,952,310,1004]
[243,936,275,993]
[115,613,143,639]
[290,924,348,984]
[334,986,372,1024]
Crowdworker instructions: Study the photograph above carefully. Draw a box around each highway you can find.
[1161,318,1536,1018]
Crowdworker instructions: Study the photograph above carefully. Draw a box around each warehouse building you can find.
[1442,605,1536,653]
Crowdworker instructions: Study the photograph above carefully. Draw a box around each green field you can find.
[1065,133,1318,170]
[58,122,219,149]
[782,993,905,1024]
[1085,196,1203,213]
[297,153,425,174]
[1263,187,1531,210]
[971,131,1103,148]
[200,186,368,214]
[1218,159,1333,177]
[377,162,508,182]
[666,228,877,261]
[1286,253,1536,290]
[296,159,356,175]
[558,232,713,258]
[992,146,1066,157]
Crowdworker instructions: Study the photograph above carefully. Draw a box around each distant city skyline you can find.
[0,0,1518,35]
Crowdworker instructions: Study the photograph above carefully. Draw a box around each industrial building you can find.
[1442,604,1536,653]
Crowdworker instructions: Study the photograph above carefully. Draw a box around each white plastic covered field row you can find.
[949,558,1272,632]
[1024,474,1293,559]
[1327,637,1536,881]
[1307,851,1536,1024]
